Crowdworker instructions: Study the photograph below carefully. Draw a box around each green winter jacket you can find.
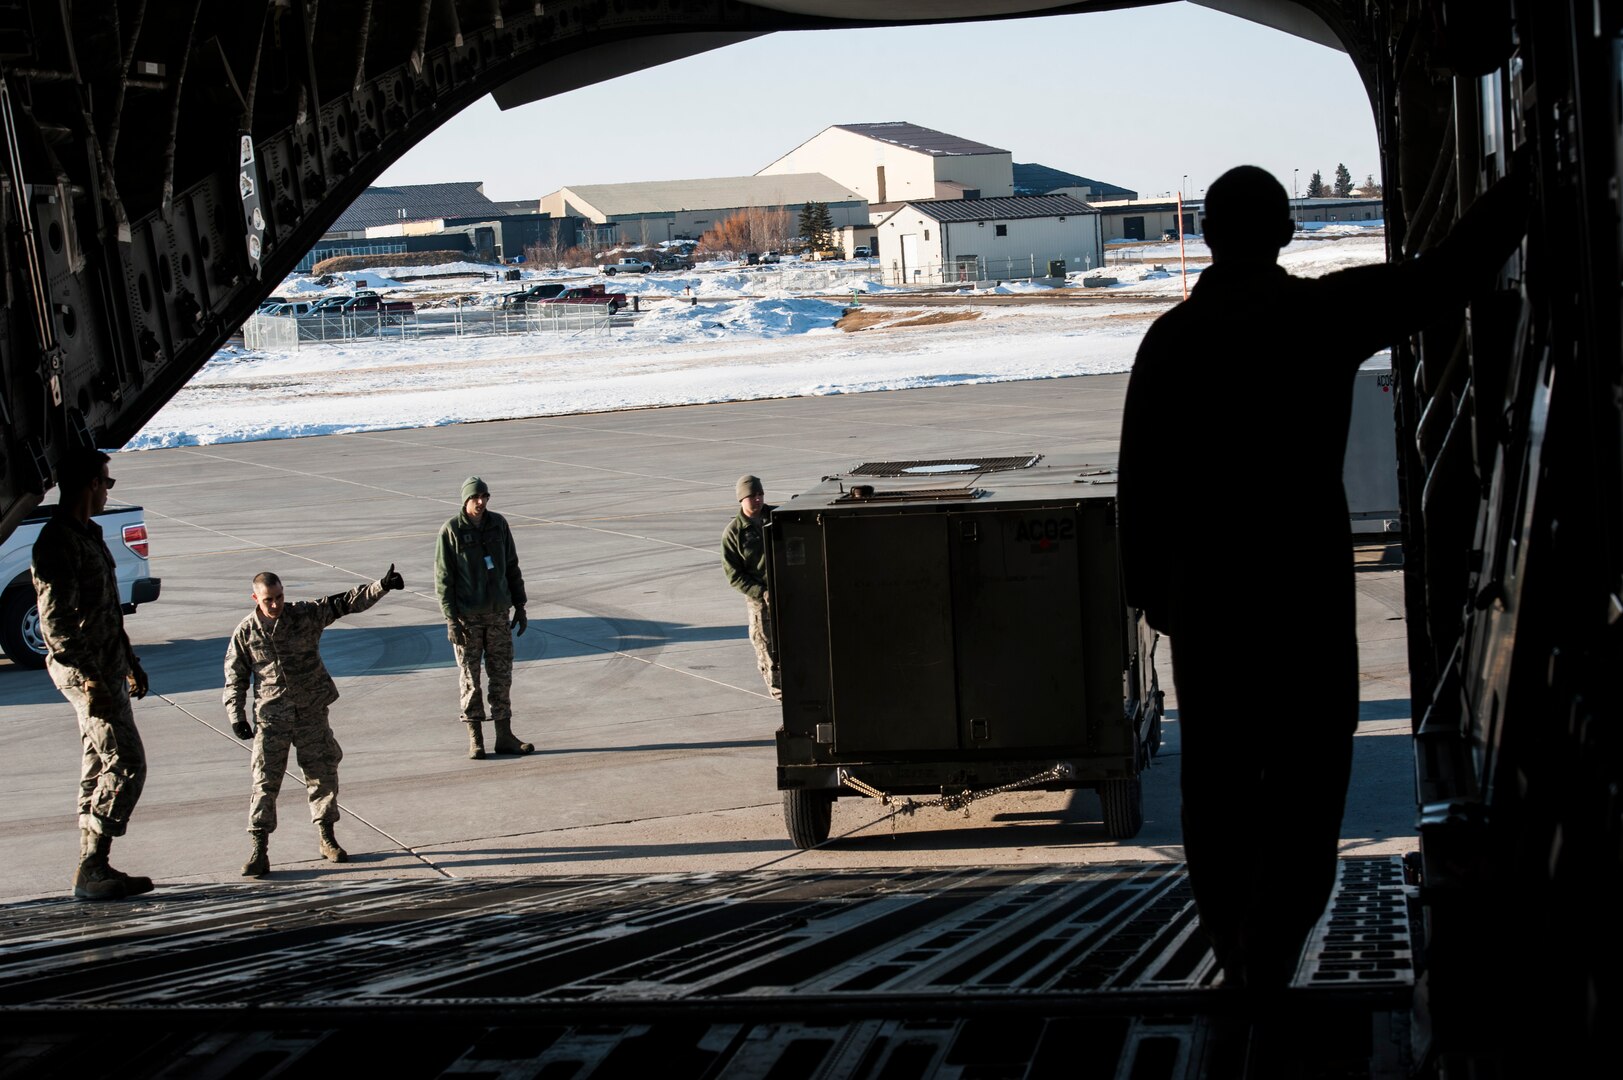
[435,509,527,619]
[721,505,775,600]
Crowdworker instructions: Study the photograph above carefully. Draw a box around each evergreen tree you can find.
[812,202,834,252]
[1333,163,1353,197]
[1361,173,1384,198]
[797,202,820,247]
[1306,169,1325,198]
[798,201,834,251]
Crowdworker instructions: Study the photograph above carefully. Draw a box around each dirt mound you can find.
[312,250,496,275]
[836,308,981,332]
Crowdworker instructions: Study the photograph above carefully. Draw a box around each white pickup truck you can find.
[0,505,161,669]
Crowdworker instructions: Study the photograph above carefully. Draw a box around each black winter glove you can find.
[510,607,528,636]
[231,719,254,740]
[382,563,404,591]
[128,658,149,700]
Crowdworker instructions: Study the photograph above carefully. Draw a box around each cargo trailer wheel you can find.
[0,586,47,669]
[783,789,833,848]
[1100,777,1144,839]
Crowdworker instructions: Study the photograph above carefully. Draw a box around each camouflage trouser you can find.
[745,595,780,694]
[61,680,146,837]
[249,704,342,833]
[451,611,513,724]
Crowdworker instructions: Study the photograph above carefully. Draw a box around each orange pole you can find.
[1177,192,1188,300]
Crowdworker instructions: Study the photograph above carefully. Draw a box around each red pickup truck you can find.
[536,283,628,315]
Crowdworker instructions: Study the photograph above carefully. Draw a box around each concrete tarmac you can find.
[0,375,1417,901]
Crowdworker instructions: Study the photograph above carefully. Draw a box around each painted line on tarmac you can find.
[156,691,453,878]
[161,444,721,557]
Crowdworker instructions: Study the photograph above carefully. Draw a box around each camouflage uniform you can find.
[436,501,526,729]
[224,581,385,833]
[722,503,780,695]
[451,611,514,725]
[32,511,145,838]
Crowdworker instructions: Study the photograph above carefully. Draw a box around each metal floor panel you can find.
[0,859,1414,1078]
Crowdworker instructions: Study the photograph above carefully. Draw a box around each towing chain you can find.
[838,762,1075,821]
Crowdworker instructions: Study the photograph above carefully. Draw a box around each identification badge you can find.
[484,555,495,570]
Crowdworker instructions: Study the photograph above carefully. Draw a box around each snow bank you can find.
[135,231,1384,451]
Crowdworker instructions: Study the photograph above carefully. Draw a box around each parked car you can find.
[501,283,568,308]
[256,296,288,313]
[340,293,414,315]
[853,247,871,258]
[602,258,652,275]
[0,504,160,669]
[537,283,628,314]
[307,295,351,315]
[653,254,689,271]
[759,251,781,264]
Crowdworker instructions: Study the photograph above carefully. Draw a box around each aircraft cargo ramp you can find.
[0,860,1414,1078]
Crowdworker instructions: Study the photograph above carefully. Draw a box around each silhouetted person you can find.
[1118,163,1528,989]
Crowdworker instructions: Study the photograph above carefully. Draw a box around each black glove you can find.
[231,719,254,740]
[381,563,404,591]
[510,607,528,636]
[128,658,149,700]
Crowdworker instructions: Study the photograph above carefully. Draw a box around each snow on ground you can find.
[127,233,1385,451]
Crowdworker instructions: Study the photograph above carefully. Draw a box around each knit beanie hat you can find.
[461,476,490,503]
[735,474,763,501]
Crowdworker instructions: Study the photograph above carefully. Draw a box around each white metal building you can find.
[758,122,1014,206]
[875,196,1102,285]
[1289,197,1384,223]
[538,174,867,245]
[1091,198,1206,242]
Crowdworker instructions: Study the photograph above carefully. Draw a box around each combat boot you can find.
[77,830,152,898]
[467,721,486,760]
[241,829,269,878]
[317,821,348,863]
[71,830,127,901]
[492,717,534,755]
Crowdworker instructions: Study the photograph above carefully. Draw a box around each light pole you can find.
[1293,168,1299,200]
[1181,174,1188,198]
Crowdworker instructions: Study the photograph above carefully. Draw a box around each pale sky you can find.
[375,2,1379,204]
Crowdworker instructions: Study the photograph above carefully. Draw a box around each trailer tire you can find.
[783,789,833,848]
[0,586,47,670]
[1100,777,1143,840]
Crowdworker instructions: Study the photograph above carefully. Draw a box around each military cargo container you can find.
[767,455,1162,847]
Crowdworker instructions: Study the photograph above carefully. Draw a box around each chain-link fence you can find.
[238,305,619,353]
[879,254,1100,286]
[242,314,299,351]
[440,303,619,335]
[293,311,421,343]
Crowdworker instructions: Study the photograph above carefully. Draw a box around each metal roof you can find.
[895,195,1096,223]
[328,182,502,233]
[833,122,1007,157]
[1013,163,1134,198]
[555,173,865,217]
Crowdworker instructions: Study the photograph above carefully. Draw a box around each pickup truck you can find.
[0,505,161,669]
[536,283,628,314]
[263,300,314,317]
[602,258,651,275]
